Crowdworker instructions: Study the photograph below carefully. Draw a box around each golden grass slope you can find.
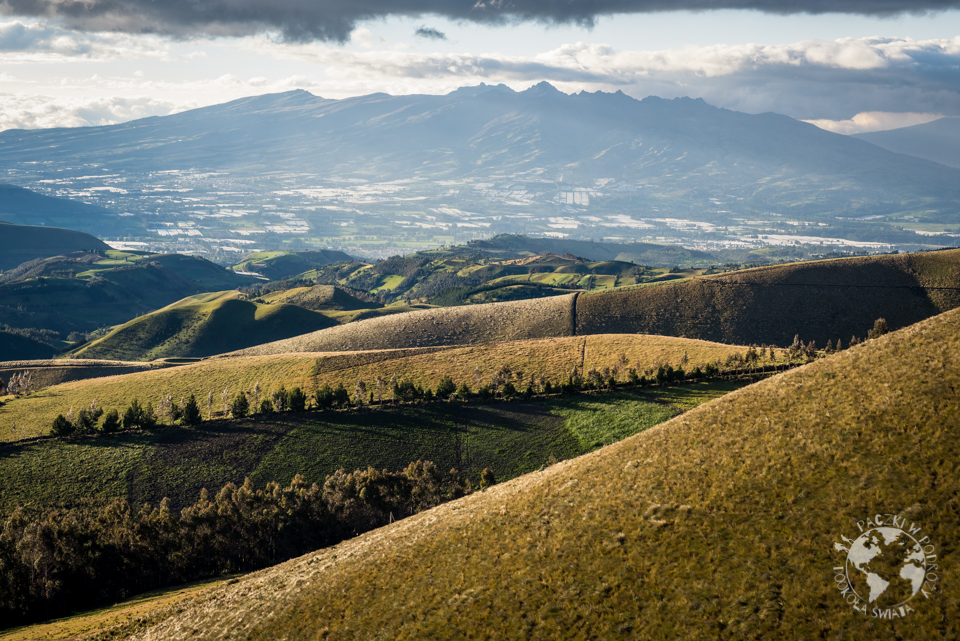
[578,248,960,345]
[102,306,960,640]
[227,293,577,357]
[0,334,749,440]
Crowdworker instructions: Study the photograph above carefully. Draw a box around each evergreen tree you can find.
[181,394,202,426]
[51,414,74,437]
[287,387,307,412]
[101,409,121,433]
[436,375,457,399]
[867,318,890,340]
[231,392,249,419]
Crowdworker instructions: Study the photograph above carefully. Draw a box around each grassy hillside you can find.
[258,285,374,312]
[232,250,353,280]
[0,384,743,519]
[231,250,960,355]
[229,293,578,356]
[0,251,257,336]
[71,293,338,361]
[0,359,157,389]
[578,249,960,345]
[102,303,960,641]
[0,221,110,271]
[0,334,753,440]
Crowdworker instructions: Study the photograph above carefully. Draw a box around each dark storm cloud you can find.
[415,26,447,40]
[2,0,960,41]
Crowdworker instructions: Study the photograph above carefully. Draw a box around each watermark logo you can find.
[833,514,937,619]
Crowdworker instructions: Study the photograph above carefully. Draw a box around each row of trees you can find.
[44,319,891,437]
[0,461,488,627]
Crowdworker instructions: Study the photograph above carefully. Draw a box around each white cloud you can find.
[0,93,179,130]
[804,111,945,134]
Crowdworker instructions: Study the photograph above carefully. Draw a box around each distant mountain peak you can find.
[522,81,563,97]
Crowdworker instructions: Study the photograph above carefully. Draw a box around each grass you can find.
[578,248,960,346]
[0,577,229,641]
[0,383,747,518]
[71,294,338,361]
[98,304,960,641]
[0,334,760,440]
[229,293,579,356]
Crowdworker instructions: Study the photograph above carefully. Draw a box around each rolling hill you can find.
[70,292,339,361]
[0,333,755,440]
[854,117,960,169]
[232,250,354,280]
[0,250,258,337]
[229,249,960,356]
[0,220,110,271]
[97,301,960,640]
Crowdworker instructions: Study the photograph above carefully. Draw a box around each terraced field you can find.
[0,334,757,439]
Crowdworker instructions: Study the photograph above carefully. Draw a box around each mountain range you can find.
[1,84,958,223]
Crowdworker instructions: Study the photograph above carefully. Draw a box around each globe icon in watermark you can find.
[833,514,938,619]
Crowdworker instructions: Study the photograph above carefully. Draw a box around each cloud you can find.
[248,35,960,119]
[0,20,168,62]
[0,93,178,129]
[415,26,447,41]
[804,111,945,134]
[1,0,959,42]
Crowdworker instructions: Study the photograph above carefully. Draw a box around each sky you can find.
[1,2,960,134]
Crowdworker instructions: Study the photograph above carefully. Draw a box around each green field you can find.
[0,383,742,517]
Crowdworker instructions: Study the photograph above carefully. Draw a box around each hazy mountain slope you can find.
[0,221,110,271]
[854,117,960,169]
[0,86,956,211]
[72,294,339,361]
[467,234,716,265]
[105,304,960,641]
[0,185,115,236]
[578,249,960,345]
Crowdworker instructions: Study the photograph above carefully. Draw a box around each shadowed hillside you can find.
[0,221,110,271]
[102,304,960,641]
[577,249,960,345]
[72,293,338,361]
[228,250,960,357]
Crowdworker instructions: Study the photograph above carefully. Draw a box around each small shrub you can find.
[480,468,497,490]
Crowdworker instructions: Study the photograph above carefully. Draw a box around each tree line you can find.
[0,460,489,628]
[42,318,890,437]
